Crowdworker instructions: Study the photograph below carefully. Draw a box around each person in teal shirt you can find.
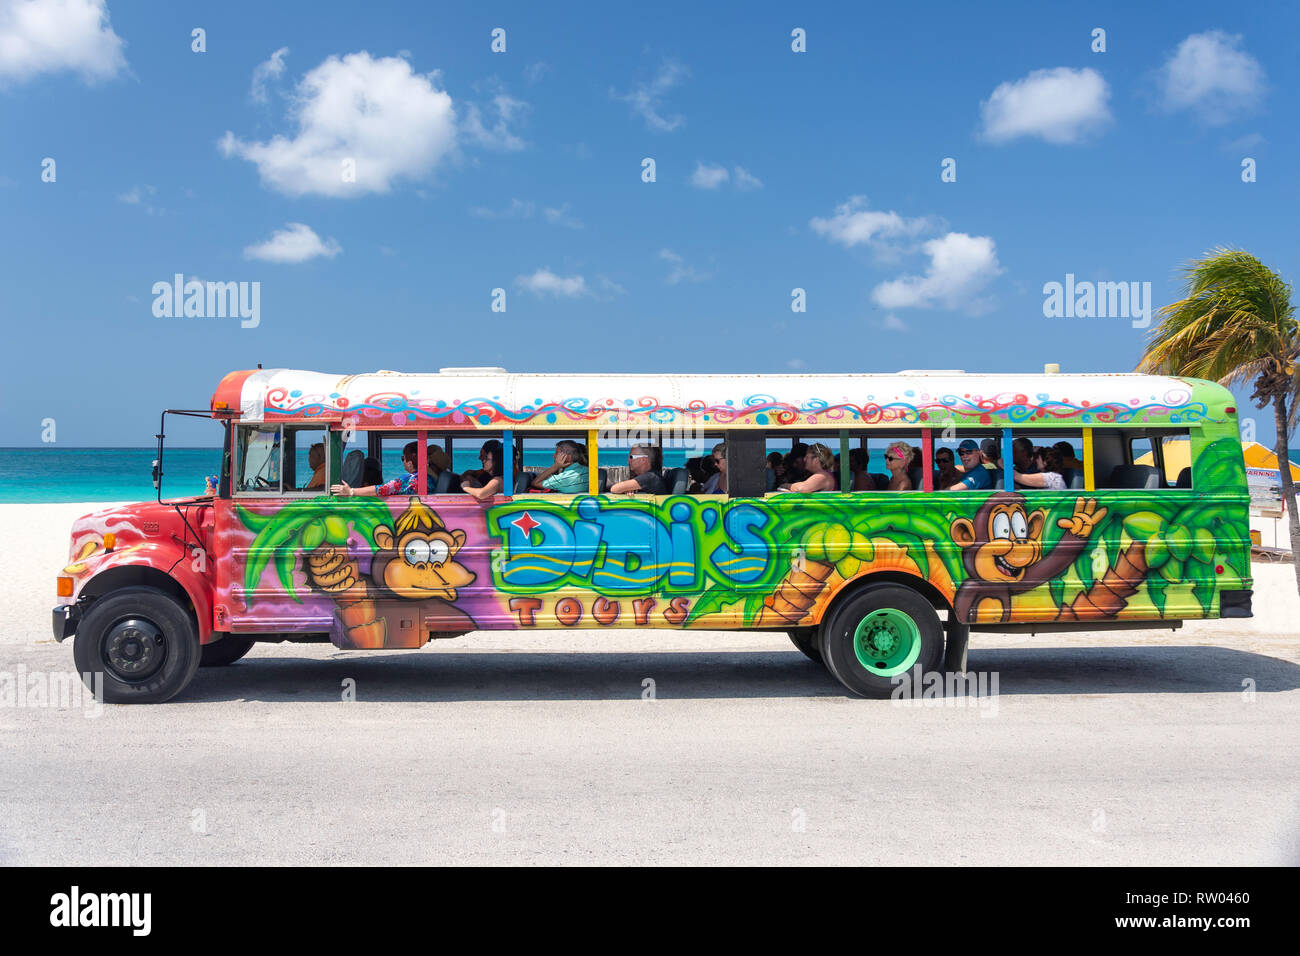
[528,440,589,493]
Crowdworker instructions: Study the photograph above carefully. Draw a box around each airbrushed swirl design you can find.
[261,386,1208,427]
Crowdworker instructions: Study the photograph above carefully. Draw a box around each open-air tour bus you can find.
[54,366,1253,702]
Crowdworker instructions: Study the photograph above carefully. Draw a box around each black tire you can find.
[788,628,823,664]
[72,586,202,704]
[200,636,256,667]
[820,584,944,698]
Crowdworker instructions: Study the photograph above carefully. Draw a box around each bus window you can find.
[235,424,281,493]
[1095,429,1190,489]
[847,433,924,491]
[516,436,591,494]
[287,426,329,491]
[1007,430,1086,491]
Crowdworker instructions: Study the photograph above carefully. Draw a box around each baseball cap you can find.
[957,439,980,453]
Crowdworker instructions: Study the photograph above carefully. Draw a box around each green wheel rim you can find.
[852,608,921,676]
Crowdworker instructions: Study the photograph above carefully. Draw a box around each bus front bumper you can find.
[52,605,78,642]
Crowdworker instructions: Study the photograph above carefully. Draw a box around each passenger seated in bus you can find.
[1014,446,1067,490]
[1011,438,1038,487]
[461,439,502,490]
[428,445,461,494]
[783,445,809,485]
[362,456,383,486]
[1053,441,1084,487]
[848,449,875,490]
[777,443,836,492]
[885,441,915,491]
[463,441,526,501]
[332,440,431,497]
[1054,441,1084,472]
[981,438,1002,471]
[686,455,713,493]
[700,442,726,494]
[946,440,994,491]
[304,443,327,490]
[608,444,668,494]
[527,440,588,493]
[765,452,785,491]
[341,449,365,486]
[906,446,923,489]
[933,448,960,489]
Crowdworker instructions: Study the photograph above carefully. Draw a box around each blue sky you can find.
[2,0,1297,448]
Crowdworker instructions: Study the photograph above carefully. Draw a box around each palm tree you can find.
[1137,248,1300,593]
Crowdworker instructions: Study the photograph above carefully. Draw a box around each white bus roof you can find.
[212,368,1231,430]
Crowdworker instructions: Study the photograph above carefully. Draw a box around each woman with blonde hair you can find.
[778,442,837,493]
[884,441,914,491]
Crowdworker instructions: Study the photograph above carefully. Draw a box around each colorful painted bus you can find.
[54,368,1253,702]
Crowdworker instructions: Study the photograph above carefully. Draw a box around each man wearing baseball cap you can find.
[946,439,994,491]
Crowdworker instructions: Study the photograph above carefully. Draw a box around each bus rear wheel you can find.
[200,636,256,667]
[820,584,943,698]
[787,628,823,664]
[73,586,202,704]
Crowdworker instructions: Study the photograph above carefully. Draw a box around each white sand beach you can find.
[4,501,1299,647]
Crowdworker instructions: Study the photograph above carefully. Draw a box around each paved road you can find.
[3,629,1298,865]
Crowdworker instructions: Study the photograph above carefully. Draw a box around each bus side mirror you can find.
[152,459,161,490]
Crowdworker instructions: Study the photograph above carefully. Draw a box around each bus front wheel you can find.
[787,628,823,664]
[200,636,256,667]
[819,584,943,698]
[73,586,202,704]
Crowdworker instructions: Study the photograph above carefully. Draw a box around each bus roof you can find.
[211,368,1231,430]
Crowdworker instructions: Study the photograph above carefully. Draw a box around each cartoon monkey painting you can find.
[950,492,1108,624]
[305,498,477,647]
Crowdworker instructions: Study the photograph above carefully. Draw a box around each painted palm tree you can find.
[1054,438,1250,619]
[1137,248,1300,594]
[238,497,397,646]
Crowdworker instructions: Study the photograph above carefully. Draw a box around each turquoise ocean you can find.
[0,447,706,503]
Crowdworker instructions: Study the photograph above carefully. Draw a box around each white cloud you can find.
[515,268,588,298]
[980,67,1111,144]
[612,59,687,132]
[469,198,535,220]
[117,183,161,214]
[243,223,342,263]
[877,313,909,332]
[1158,31,1266,124]
[542,203,583,229]
[659,248,710,284]
[871,232,1002,311]
[523,61,549,84]
[117,183,153,204]
[733,166,763,190]
[810,196,937,249]
[250,46,288,103]
[689,161,729,189]
[220,51,457,197]
[0,0,126,84]
[468,198,581,228]
[463,90,528,150]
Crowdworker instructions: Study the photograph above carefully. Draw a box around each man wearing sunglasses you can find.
[608,443,667,494]
[945,439,994,491]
